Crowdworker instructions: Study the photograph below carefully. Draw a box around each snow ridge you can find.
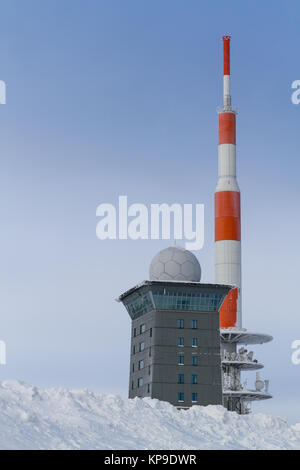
[0,380,298,450]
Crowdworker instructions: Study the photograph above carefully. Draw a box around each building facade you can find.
[118,278,231,408]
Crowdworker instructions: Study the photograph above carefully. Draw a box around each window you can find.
[132,363,135,372]
[139,342,145,352]
[138,360,144,370]
[147,384,150,393]
[150,328,152,338]
[191,320,198,329]
[192,393,198,402]
[178,337,184,347]
[133,345,136,355]
[177,374,184,384]
[178,319,184,329]
[191,374,198,384]
[178,355,184,365]
[152,290,224,312]
[140,324,146,334]
[148,365,151,375]
[131,381,134,390]
[149,347,152,357]
[192,356,198,366]
[178,392,184,402]
[192,338,198,347]
[133,328,137,337]
[125,292,153,319]
[138,377,143,388]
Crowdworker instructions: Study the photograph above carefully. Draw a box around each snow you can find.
[0,380,299,450]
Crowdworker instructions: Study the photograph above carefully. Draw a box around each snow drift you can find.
[0,380,298,450]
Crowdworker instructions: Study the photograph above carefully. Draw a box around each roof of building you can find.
[117,280,233,302]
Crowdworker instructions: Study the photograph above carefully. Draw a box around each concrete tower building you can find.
[118,246,231,408]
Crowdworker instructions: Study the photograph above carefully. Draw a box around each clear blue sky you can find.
[0,0,299,422]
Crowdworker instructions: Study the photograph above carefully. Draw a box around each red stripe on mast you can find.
[223,36,231,76]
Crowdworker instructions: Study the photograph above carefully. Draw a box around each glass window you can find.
[177,374,184,384]
[133,345,136,355]
[191,320,198,329]
[138,377,143,388]
[178,355,184,365]
[177,319,184,329]
[140,324,146,334]
[192,393,198,402]
[150,328,152,337]
[125,292,154,320]
[178,392,184,402]
[139,342,145,352]
[133,328,137,337]
[138,360,144,370]
[192,338,198,347]
[178,337,184,347]
[191,374,198,384]
[148,365,151,375]
[149,347,151,357]
[147,384,150,393]
[131,381,134,390]
[192,356,198,366]
[152,290,224,312]
[132,363,135,372]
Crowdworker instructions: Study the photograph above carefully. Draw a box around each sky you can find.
[0,0,299,422]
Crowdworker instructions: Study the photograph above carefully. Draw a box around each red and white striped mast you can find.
[215,35,241,329]
[216,37,273,414]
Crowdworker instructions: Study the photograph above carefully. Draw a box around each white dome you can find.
[149,246,201,282]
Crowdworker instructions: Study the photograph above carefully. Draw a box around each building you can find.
[118,245,232,408]
[117,36,273,414]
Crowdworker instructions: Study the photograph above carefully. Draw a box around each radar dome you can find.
[149,246,201,282]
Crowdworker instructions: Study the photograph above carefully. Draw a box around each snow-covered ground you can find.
[0,380,299,450]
